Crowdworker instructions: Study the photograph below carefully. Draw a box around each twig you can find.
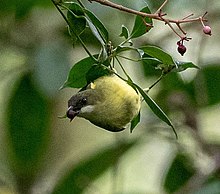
[155,0,168,14]
[143,72,165,93]
[89,0,208,39]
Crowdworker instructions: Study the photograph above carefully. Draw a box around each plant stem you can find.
[89,0,208,39]
[89,0,207,24]
[115,56,132,81]
[117,55,140,62]
[51,0,97,62]
[143,72,165,93]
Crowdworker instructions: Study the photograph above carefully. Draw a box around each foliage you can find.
[0,0,219,194]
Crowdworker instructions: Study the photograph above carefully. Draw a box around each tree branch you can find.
[89,0,208,39]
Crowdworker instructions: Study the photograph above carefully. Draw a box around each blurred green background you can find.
[0,0,220,194]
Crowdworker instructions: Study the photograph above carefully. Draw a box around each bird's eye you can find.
[81,97,87,104]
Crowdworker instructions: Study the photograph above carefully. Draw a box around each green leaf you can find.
[86,18,105,46]
[61,56,97,89]
[115,45,137,54]
[142,57,162,68]
[84,9,109,43]
[130,6,153,39]
[85,18,108,61]
[67,3,86,37]
[52,141,136,194]
[15,0,36,18]
[193,64,220,106]
[173,61,199,72]
[6,73,50,176]
[130,111,140,133]
[86,64,113,84]
[140,46,175,66]
[134,84,178,139]
[164,154,195,193]
[120,25,130,39]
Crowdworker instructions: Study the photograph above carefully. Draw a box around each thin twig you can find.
[89,0,208,24]
[144,72,165,93]
[155,0,168,14]
[89,0,208,39]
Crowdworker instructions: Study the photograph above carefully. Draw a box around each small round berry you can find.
[203,25,212,36]
[177,44,187,56]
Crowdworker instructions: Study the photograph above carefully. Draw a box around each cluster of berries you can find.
[177,25,212,56]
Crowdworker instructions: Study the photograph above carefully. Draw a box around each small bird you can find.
[66,75,141,132]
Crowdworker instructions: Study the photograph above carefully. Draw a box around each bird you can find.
[66,74,141,132]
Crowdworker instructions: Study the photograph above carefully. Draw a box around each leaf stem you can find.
[143,72,165,93]
[117,55,140,62]
[115,57,132,81]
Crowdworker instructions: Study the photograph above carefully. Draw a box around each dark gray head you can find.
[66,89,100,121]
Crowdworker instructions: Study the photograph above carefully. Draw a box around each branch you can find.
[89,0,208,40]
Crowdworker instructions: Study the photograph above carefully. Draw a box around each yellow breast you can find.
[87,75,141,131]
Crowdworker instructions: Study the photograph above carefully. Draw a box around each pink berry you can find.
[177,44,186,56]
[203,25,212,36]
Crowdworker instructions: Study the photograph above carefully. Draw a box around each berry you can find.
[203,25,212,36]
[177,43,186,56]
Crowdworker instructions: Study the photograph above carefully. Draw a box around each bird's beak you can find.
[66,106,80,121]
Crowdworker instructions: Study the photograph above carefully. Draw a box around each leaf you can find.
[193,64,220,106]
[67,3,86,37]
[130,111,140,133]
[6,73,51,176]
[86,64,113,84]
[130,6,153,39]
[140,46,175,66]
[61,56,97,89]
[86,18,105,46]
[115,45,137,54]
[173,61,199,72]
[133,84,178,139]
[142,57,162,68]
[85,18,108,61]
[84,9,109,43]
[15,0,35,18]
[120,25,130,39]
[52,141,136,194]
[164,154,195,193]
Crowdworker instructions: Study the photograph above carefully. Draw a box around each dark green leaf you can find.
[86,64,113,84]
[130,111,140,133]
[61,56,97,89]
[52,141,136,194]
[6,74,50,176]
[134,84,178,139]
[130,6,153,39]
[86,18,105,46]
[15,0,35,18]
[120,25,130,39]
[85,18,108,61]
[164,154,195,193]
[142,57,162,68]
[67,3,86,37]
[173,61,199,72]
[140,46,174,66]
[84,9,109,43]
[193,64,220,106]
